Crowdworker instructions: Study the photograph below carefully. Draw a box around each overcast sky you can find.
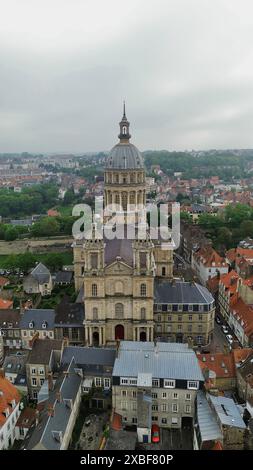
[0,0,253,153]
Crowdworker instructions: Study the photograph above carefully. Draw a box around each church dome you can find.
[106,142,144,169]
[105,103,144,170]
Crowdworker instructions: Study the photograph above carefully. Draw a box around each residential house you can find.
[180,222,209,264]
[3,353,28,394]
[19,309,55,349]
[0,370,21,450]
[112,341,204,442]
[192,245,228,286]
[26,357,82,450]
[226,248,253,279]
[194,391,247,450]
[61,346,116,409]
[197,352,236,391]
[23,263,53,297]
[229,295,253,347]
[15,407,37,441]
[54,296,85,345]
[54,271,73,286]
[0,310,22,350]
[26,337,65,400]
[218,270,239,322]
[154,279,215,347]
[236,350,253,404]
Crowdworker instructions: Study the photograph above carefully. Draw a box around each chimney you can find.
[47,404,54,417]
[0,368,5,379]
[29,331,39,349]
[47,371,54,392]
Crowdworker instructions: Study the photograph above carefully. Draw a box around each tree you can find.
[240,220,253,237]
[4,227,18,241]
[31,217,60,237]
[44,253,64,271]
[64,189,75,205]
[216,227,232,250]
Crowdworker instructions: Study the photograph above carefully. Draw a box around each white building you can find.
[0,372,21,450]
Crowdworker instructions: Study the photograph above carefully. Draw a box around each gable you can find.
[105,260,133,275]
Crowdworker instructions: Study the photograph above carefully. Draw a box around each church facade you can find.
[73,108,214,347]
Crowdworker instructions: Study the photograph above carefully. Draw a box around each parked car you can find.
[226,334,233,344]
[215,316,222,325]
[151,424,160,443]
[221,325,229,334]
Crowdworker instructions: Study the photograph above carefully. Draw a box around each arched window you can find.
[162,266,166,276]
[130,174,135,183]
[115,303,124,319]
[141,308,146,320]
[115,194,120,205]
[123,125,127,135]
[140,284,146,297]
[92,284,97,297]
[93,307,98,320]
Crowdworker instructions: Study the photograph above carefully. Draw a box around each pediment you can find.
[105,260,133,275]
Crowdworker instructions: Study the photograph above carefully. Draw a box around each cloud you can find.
[0,0,253,152]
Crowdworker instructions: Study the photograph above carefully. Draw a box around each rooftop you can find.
[154,279,214,305]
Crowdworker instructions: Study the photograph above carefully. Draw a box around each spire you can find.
[118,102,131,142]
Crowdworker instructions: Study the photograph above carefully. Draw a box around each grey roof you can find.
[61,346,116,369]
[3,353,28,375]
[196,391,223,443]
[104,238,133,267]
[54,297,84,326]
[27,338,63,365]
[106,143,144,169]
[55,271,73,284]
[208,394,247,429]
[19,309,55,330]
[113,341,204,381]
[154,279,214,304]
[30,262,51,284]
[27,358,82,450]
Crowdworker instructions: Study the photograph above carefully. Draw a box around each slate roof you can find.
[113,341,204,381]
[30,263,51,284]
[54,296,84,326]
[3,353,28,375]
[0,309,21,328]
[106,143,144,170]
[27,358,82,450]
[154,279,214,305]
[54,271,73,284]
[104,238,133,267]
[61,346,116,375]
[19,309,55,330]
[27,339,63,365]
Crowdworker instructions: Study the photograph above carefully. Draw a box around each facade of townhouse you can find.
[112,341,204,442]
[192,245,228,286]
[26,338,65,400]
[19,309,55,349]
[0,370,21,450]
[0,310,22,350]
[218,270,239,322]
[153,279,215,347]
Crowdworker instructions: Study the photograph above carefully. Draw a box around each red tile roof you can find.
[194,246,228,268]
[219,270,239,294]
[230,297,253,337]
[0,376,20,427]
[0,298,13,309]
[0,277,9,287]
[198,353,236,378]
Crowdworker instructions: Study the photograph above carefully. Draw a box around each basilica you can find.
[73,108,214,347]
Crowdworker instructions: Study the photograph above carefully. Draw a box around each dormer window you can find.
[29,321,34,329]
[42,321,47,329]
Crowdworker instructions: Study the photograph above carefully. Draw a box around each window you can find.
[152,404,158,411]
[196,335,203,345]
[161,403,167,412]
[121,390,127,397]
[95,377,102,387]
[132,402,137,411]
[129,378,137,386]
[39,368,44,375]
[161,418,167,424]
[198,325,202,332]
[187,381,198,390]
[164,379,175,388]
[121,402,128,411]
[132,391,137,398]
[168,315,172,322]
[115,303,124,319]
[171,417,178,425]
[188,305,193,312]
[31,368,36,375]
[23,331,27,337]
[132,417,137,424]
[162,267,166,276]
[120,378,128,385]
[157,315,161,322]
[152,392,157,399]
[91,284,97,297]
[140,284,146,297]
[188,325,192,332]
[172,403,178,413]
[172,305,178,312]
[198,314,203,321]
[173,392,178,400]
[140,308,146,320]
[167,325,172,333]
[33,391,38,399]
[93,307,98,320]
[40,379,44,386]
[152,416,158,422]
[178,315,182,322]
[32,378,37,386]
[91,253,98,269]
[162,392,167,399]
[152,379,160,388]
[185,393,191,401]
[177,324,182,331]
[185,404,191,414]
[188,315,192,321]
[104,378,110,389]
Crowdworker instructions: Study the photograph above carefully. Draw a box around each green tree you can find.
[5,227,18,241]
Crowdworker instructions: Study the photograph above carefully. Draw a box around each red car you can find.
[151,424,160,443]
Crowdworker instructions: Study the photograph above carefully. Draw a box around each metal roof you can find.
[106,143,144,170]
[196,391,223,443]
[154,279,214,304]
[208,394,246,429]
[113,341,204,381]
